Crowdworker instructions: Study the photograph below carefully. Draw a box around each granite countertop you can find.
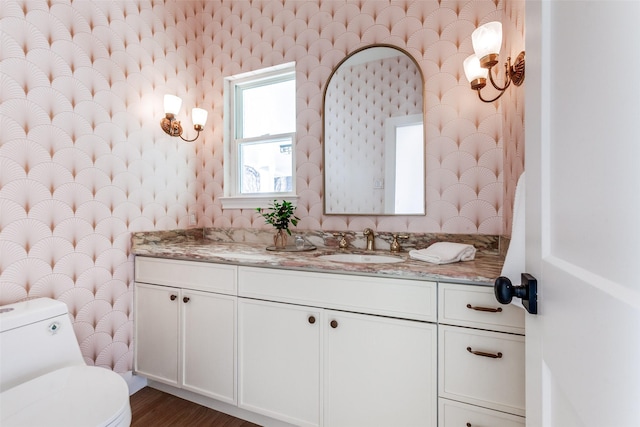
[131,229,505,286]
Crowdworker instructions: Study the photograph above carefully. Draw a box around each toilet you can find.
[0,298,131,427]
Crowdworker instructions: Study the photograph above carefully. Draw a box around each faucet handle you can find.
[390,234,409,253]
[333,232,349,249]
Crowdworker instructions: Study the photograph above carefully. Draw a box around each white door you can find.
[525,1,640,426]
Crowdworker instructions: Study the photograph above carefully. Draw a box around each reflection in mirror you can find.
[323,46,425,215]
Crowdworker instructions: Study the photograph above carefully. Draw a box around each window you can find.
[222,63,297,209]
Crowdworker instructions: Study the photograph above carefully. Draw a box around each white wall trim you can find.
[122,371,148,395]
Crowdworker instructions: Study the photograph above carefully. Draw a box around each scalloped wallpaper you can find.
[0,0,524,374]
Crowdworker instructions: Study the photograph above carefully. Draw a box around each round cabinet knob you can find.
[170,295,177,301]
[308,316,316,324]
[330,320,338,329]
[183,296,190,303]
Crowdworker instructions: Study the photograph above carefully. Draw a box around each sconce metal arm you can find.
[161,114,203,142]
[475,51,525,103]
[477,87,506,103]
[177,127,202,143]
[488,60,513,92]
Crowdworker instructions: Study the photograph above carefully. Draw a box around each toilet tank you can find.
[0,298,85,391]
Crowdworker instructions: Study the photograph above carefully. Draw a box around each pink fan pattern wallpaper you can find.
[0,0,524,374]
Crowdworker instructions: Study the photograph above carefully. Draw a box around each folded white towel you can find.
[409,242,476,265]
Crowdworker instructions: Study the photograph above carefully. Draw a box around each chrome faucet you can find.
[363,228,375,251]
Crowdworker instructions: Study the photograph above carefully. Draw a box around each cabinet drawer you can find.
[439,283,525,334]
[135,257,237,295]
[439,325,525,416]
[439,398,524,427]
[238,267,436,322]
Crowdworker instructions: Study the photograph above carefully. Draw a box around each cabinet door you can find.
[182,289,237,404]
[324,310,437,427]
[238,299,321,427]
[134,283,179,386]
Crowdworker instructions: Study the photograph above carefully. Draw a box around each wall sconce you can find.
[463,21,525,103]
[160,94,208,142]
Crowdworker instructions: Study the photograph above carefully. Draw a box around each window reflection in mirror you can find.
[386,116,424,214]
[323,46,425,215]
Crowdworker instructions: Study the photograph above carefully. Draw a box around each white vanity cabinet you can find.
[437,282,526,426]
[238,266,438,427]
[133,254,525,427]
[134,257,237,405]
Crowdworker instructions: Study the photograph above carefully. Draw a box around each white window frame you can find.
[220,62,298,210]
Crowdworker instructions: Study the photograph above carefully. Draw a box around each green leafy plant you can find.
[256,200,300,235]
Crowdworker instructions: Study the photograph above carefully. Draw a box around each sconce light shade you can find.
[472,21,503,68]
[164,94,182,115]
[463,54,488,89]
[191,108,208,129]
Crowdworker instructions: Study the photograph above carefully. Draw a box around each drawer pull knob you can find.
[466,303,502,313]
[170,295,177,301]
[330,320,338,329]
[183,296,190,303]
[308,316,316,324]
[466,346,503,359]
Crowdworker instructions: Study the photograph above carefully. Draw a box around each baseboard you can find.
[147,380,297,427]
[122,371,148,395]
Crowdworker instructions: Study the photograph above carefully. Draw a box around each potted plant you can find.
[256,200,300,248]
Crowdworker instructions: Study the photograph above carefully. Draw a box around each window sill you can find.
[220,195,299,210]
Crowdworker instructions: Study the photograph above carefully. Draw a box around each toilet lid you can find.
[1,365,130,427]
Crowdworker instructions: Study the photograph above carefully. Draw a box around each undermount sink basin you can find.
[317,253,405,264]
[215,253,274,262]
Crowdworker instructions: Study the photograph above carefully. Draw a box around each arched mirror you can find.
[323,45,425,215]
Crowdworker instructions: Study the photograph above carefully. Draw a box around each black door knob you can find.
[494,273,538,315]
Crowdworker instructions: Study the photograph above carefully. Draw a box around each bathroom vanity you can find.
[132,231,524,427]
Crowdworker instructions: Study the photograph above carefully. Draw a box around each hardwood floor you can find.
[130,387,261,427]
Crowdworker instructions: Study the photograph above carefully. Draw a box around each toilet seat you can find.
[1,365,131,427]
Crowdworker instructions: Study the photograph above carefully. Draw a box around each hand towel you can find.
[500,172,526,309]
[409,242,476,264]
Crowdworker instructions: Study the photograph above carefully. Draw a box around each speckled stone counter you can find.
[131,228,506,285]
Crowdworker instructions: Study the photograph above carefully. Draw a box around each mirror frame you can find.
[322,44,427,216]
